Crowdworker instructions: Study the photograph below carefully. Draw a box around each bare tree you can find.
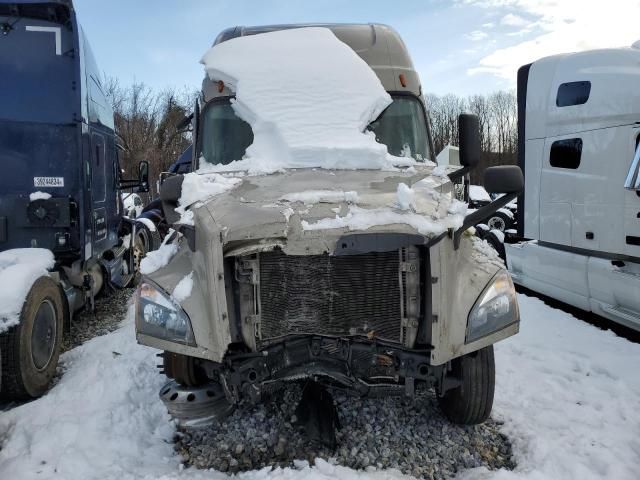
[104,79,196,198]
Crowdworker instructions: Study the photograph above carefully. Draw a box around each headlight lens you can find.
[466,270,519,343]
[135,280,195,346]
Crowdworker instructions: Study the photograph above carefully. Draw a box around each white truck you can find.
[506,43,640,332]
[134,24,524,445]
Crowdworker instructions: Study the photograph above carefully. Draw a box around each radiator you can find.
[257,248,419,344]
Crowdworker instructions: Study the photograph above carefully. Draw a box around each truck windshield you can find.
[367,96,430,162]
[199,95,430,165]
[199,101,254,166]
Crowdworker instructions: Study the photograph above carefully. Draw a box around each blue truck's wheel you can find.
[0,277,64,400]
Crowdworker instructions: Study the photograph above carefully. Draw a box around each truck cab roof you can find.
[203,23,422,101]
[522,44,640,139]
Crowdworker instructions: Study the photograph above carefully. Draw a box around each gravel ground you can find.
[176,384,515,480]
[61,287,134,353]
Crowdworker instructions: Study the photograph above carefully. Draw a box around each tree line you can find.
[426,91,517,184]
[109,82,517,194]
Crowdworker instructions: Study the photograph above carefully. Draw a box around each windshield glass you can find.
[199,96,430,166]
[367,96,429,162]
[199,101,254,166]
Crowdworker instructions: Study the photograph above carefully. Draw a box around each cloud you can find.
[500,13,528,27]
[466,30,489,41]
[465,0,640,83]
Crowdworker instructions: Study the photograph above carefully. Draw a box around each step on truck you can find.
[135,24,524,442]
[0,0,151,400]
[506,44,640,332]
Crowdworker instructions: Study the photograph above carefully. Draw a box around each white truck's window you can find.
[550,138,582,169]
[556,81,591,107]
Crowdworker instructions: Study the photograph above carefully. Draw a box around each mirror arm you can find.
[447,165,472,182]
[452,191,519,250]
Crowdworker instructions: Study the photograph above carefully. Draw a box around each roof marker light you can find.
[399,74,407,88]
[217,80,225,93]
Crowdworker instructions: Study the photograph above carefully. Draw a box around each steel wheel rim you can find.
[487,216,506,231]
[31,299,57,370]
[133,230,148,272]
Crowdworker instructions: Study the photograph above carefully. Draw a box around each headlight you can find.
[466,270,519,343]
[135,280,195,346]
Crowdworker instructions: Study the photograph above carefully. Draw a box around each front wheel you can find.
[0,276,64,400]
[486,211,511,232]
[437,345,495,425]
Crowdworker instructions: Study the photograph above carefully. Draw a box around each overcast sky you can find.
[74,0,640,96]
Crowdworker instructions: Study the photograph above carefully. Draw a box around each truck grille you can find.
[258,249,418,344]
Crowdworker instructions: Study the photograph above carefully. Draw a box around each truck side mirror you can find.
[484,165,524,194]
[138,161,150,193]
[176,113,194,132]
[458,114,480,168]
[160,174,184,224]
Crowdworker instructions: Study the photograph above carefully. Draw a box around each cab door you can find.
[90,131,108,255]
[624,128,640,257]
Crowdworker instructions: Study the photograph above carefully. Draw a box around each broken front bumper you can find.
[205,334,444,403]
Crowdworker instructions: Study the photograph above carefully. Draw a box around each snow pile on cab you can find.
[175,171,243,225]
[0,248,54,333]
[200,27,412,173]
[302,177,466,237]
[140,242,178,275]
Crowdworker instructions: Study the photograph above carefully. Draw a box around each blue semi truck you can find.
[0,0,150,399]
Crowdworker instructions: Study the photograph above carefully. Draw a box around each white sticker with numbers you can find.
[34,177,64,187]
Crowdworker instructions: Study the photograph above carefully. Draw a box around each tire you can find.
[437,345,495,425]
[486,211,511,232]
[163,351,206,387]
[0,276,64,400]
[132,222,161,282]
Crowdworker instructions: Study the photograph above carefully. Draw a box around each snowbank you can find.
[0,307,178,480]
[0,248,54,333]
[200,27,414,174]
[464,294,640,480]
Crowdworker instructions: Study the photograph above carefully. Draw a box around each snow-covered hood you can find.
[193,165,465,256]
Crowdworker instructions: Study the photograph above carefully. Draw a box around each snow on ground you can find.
[1,295,639,480]
[0,248,54,333]
[200,27,414,174]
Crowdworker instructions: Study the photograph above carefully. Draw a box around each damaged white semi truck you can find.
[134,24,524,441]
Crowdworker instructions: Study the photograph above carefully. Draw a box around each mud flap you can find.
[294,381,340,449]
